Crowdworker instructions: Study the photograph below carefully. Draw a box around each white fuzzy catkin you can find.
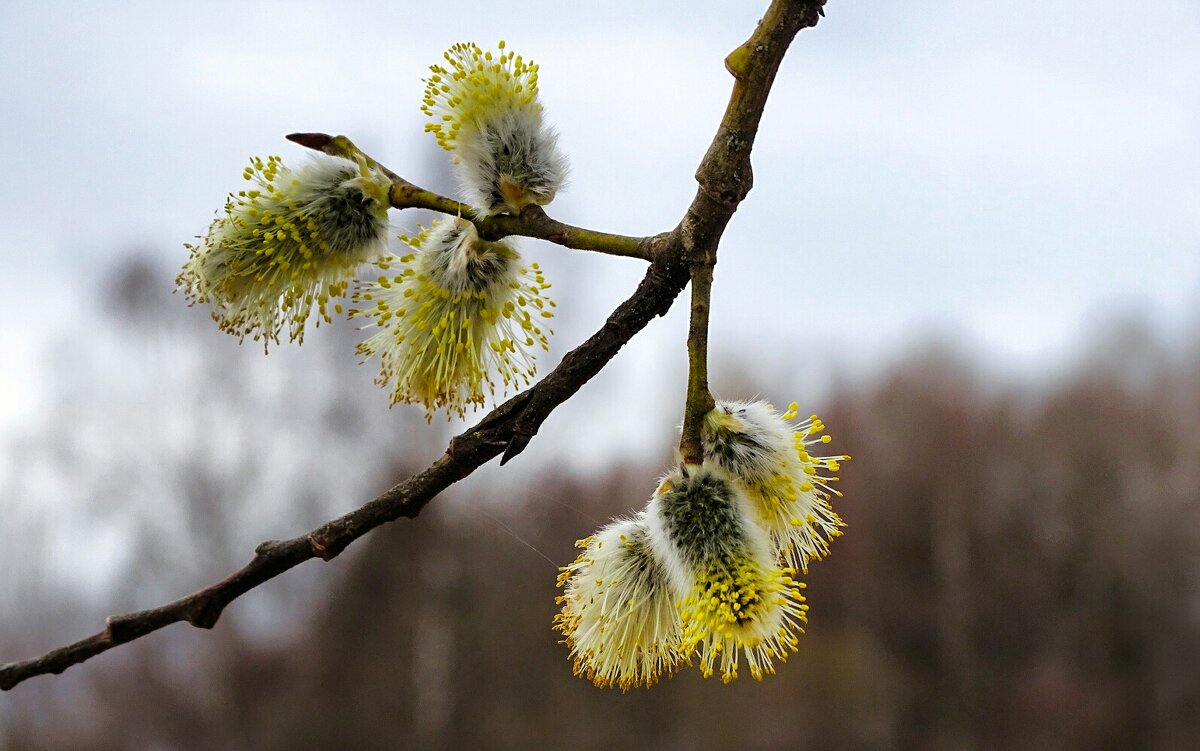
[422,41,567,216]
[179,154,391,347]
[703,400,848,570]
[554,514,685,690]
[645,464,808,683]
[352,217,554,419]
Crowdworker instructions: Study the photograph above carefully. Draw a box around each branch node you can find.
[725,44,752,78]
[187,600,225,630]
[307,528,353,561]
[307,534,335,561]
[519,204,548,222]
[254,539,281,556]
[106,614,143,644]
[500,432,535,465]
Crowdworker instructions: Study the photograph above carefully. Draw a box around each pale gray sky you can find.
[1,0,1198,459]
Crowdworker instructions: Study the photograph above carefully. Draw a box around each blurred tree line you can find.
[1,256,1198,750]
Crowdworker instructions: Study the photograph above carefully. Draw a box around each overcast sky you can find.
[1,0,1198,458]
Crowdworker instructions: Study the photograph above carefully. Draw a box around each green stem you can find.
[679,257,716,465]
[286,132,651,261]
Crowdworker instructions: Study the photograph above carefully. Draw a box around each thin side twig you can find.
[679,258,717,464]
[287,132,652,261]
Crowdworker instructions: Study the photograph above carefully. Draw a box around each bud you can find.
[352,217,554,419]
[646,465,808,683]
[178,154,391,347]
[422,41,568,216]
[554,515,685,690]
[703,400,849,570]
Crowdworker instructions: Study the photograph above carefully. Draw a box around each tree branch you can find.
[286,132,652,261]
[0,0,827,692]
[679,0,824,460]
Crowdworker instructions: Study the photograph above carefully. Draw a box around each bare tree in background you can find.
[7,322,1200,749]
[0,253,432,742]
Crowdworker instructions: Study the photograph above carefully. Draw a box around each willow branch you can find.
[0,249,685,692]
[286,132,651,261]
[0,0,827,692]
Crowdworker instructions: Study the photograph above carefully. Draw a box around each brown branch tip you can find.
[285,132,333,151]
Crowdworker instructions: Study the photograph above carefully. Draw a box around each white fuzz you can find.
[645,464,808,683]
[703,399,849,570]
[554,514,685,690]
[178,154,391,347]
[352,217,554,419]
[422,41,568,216]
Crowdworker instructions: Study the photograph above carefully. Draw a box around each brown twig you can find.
[286,133,652,261]
[0,0,826,692]
[678,0,821,461]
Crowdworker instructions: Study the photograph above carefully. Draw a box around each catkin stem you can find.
[679,256,717,464]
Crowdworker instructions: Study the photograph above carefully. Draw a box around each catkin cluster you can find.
[555,400,849,687]
[178,42,565,419]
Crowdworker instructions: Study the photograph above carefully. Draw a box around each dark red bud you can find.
[286,133,334,151]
